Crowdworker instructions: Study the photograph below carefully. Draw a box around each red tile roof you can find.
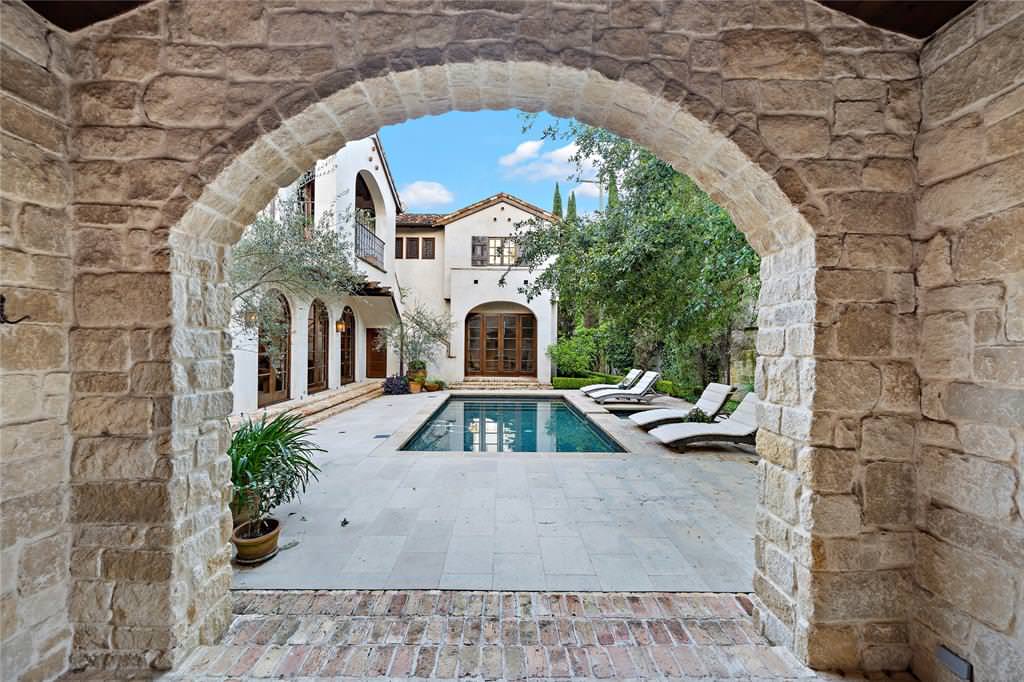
[396,213,445,227]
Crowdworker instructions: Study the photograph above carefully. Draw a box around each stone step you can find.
[231,381,383,428]
[450,381,551,390]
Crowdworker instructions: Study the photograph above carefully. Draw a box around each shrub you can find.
[229,411,322,537]
[383,374,410,394]
[547,327,602,377]
[552,377,594,390]
[426,377,447,390]
[685,408,716,423]
[407,359,426,372]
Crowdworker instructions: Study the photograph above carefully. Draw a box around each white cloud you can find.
[400,180,454,209]
[572,182,602,199]
[502,142,599,185]
[499,140,544,167]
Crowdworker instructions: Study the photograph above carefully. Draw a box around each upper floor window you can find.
[405,236,419,259]
[422,237,435,259]
[472,236,517,266]
[395,237,403,259]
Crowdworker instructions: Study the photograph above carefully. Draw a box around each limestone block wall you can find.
[0,2,74,680]
[911,4,1024,680]
[3,0,1021,679]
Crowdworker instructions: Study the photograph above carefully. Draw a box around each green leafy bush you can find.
[552,377,595,390]
[229,412,323,537]
[547,327,602,377]
[685,408,716,423]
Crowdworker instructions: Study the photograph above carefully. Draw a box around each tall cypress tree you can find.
[565,191,577,223]
[551,182,563,219]
[606,174,619,208]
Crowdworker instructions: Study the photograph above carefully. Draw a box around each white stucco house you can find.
[395,194,558,385]
[231,136,556,414]
[231,136,403,413]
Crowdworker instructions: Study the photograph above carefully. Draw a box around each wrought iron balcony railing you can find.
[354,216,385,270]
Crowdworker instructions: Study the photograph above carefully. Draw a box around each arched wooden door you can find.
[465,309,537,377]
[339,306,356,385]
[307,299,330,394]
[257,294,291,407]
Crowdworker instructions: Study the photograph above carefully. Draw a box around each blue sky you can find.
[378,109,601,215]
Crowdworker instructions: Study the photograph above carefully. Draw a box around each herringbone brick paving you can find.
[168,589,817,680]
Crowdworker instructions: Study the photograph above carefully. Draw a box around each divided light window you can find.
[422,237,435,259]
[395,237,403,259]
[487,237,517,265]
[405,236,419,259]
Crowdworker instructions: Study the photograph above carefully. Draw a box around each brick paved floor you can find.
[162,589,814,680]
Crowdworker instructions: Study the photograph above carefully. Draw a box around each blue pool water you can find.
[402,398,624,453]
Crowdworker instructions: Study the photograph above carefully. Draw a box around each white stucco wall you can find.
[230,136,401,415]
[394,199,556,384]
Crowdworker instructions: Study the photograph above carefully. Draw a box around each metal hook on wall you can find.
[0,294,30,325]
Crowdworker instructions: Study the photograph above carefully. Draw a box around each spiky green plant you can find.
[229,411,323,538]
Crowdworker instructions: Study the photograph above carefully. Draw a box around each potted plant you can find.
[229,411,323,564]
[382,374,410,395]
[407,359,427,382]
[424,377,446,392]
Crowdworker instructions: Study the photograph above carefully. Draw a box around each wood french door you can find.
[339,306,355,385]
[307,299,329,394]
[366,328,387,378]
[257,294,290,407]
[465,312,536,377]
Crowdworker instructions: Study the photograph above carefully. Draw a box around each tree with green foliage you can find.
[375,299,455,374]
[551,182,563,219]
[605,173,619,208]
[229,198,364,359]
[510,114,760,390]
[566,191,578,223]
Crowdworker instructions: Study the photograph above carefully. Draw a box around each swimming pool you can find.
[402,397,624,453]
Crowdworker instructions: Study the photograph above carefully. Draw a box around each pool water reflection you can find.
[402,398,623,453]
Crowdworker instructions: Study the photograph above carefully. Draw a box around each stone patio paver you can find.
[233,393,758,593]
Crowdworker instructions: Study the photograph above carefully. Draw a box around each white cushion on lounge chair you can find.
[648,393,759,446]
[630,408,690,428]
[628,383,733,429]
[581,368,642,395]
[589,371,660,402]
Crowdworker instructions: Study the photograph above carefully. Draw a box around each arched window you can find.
[256,294,290,407]
[307,299,330,394]
[338,306,356,386]
[354,171,386,269]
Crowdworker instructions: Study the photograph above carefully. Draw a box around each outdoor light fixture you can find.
[335,318,347,333]
[245,310,258,325]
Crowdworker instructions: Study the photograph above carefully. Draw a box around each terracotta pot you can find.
[232,518,280,564]
[409,381,423,394]
[424,383,439,392]
[229,491,259,527]
[407,368,427,383]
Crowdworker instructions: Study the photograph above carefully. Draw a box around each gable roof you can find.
[396,193,556,229]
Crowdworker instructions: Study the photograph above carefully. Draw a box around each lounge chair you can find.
[628,383,734,430]
[648,392,759,451]
[580,369,643,395]
[589,371,661,404]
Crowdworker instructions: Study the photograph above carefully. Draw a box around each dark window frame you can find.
[422,237,436,259]
[395,236,403,259]
[405,236,419,259]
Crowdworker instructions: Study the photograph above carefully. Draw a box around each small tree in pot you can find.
[376,300,454,391]
[229,411,323,564]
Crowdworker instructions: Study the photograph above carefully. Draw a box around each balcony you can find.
[354,215,386,270]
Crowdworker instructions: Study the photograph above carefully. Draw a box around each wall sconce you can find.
[245,309,258,325]
[335,318,347,333]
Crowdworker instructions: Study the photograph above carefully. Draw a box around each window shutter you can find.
[395,237,403,259]
[423,237,435,259]
[406,236,419,259]
[471,236,487,266]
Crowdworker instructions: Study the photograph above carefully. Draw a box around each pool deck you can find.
[233,390,758,593]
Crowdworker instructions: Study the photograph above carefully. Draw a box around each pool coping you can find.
[370,389,694,459]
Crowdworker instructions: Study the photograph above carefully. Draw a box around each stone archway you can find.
[12,0,1006,678]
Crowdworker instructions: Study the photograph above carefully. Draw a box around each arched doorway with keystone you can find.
[3,1,1022,681]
